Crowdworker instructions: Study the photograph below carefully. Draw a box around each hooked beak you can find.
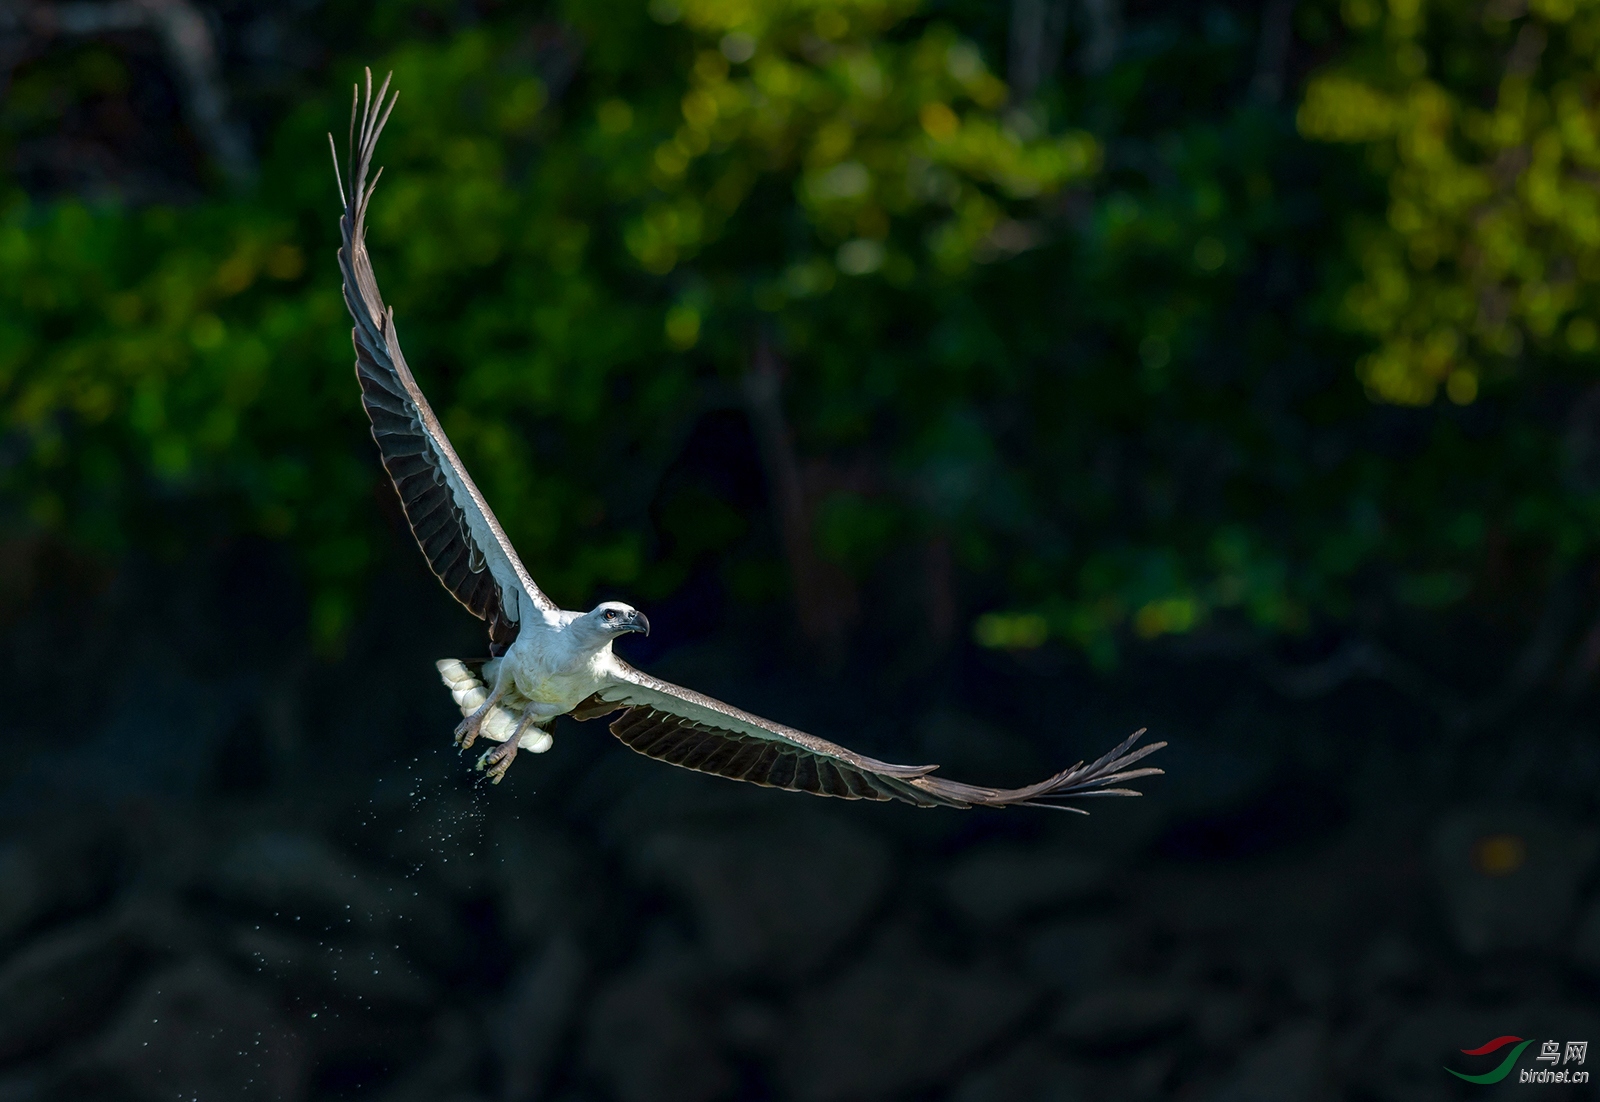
[629,610,651,637]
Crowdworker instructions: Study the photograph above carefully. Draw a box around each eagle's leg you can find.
[454,681,508,751]
[477,711,544,784]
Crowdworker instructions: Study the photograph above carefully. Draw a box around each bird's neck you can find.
[558,625,613,660]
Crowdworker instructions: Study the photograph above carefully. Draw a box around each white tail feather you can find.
[482,706,518,741]
[434,657,553,751]
[436,658,476,687]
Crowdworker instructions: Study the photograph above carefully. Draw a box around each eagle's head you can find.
[585,600,650,639]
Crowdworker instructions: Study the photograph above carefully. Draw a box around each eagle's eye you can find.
[604,610,617,621]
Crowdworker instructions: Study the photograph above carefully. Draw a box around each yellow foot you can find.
[476,740,518,784]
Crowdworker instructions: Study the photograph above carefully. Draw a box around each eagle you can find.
[330,71,1164,809]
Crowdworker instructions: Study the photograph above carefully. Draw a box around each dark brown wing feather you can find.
[603,704,949,804]
[580,674,1165,811]
[332,70,556,653]
[903,727,1167,809]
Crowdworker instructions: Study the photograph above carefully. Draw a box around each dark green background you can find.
[0,2,1596,1100]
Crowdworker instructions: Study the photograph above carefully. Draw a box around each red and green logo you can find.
[1446,1036,1534,1084]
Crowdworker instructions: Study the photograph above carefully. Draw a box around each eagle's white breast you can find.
[499,617,618,712]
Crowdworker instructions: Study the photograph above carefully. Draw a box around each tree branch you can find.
[742,337,855,661]
[30,0,255,187]
[1262,567,1588,735]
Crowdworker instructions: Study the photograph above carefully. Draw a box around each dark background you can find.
[2,0,1600,1099]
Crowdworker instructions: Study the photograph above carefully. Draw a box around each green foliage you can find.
[2,0,1595,666]
[0,0,1094,650]
[1299,0,1600,407]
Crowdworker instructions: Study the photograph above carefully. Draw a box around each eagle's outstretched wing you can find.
[576,662,1165,810]
[332,70,557,653]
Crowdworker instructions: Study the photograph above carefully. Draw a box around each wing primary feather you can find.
[346,80,358,187]
[598,665,1164,811]
[328,132,346,206]
[334,69,561,653]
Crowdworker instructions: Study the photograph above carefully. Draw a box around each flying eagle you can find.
[331,72,1164,809]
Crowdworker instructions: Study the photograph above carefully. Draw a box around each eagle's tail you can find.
[435,658,551,751]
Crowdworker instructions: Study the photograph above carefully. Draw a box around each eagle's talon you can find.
[476,739,518,783]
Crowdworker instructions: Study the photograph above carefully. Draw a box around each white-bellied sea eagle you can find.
[331,72,1164,808]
